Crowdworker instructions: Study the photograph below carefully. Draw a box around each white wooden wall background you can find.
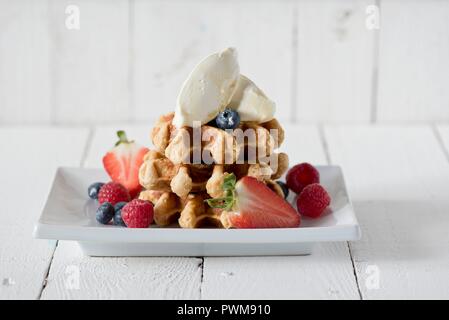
[0,0,448,125]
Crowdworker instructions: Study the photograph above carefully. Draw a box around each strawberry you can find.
[207,174,300,228]
[121,199,154,228]
[103,131,149,198]
[97,182,130,205]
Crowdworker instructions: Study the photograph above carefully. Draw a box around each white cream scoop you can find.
[173,47,240,127]
[228,75,276,123]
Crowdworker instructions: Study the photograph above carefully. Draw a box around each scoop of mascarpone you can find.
[173,47,240,127]
[228,75,276,123]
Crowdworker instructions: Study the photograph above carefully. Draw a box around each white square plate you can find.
[33,166,360,256]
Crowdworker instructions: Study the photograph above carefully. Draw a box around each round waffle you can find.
[139,112,289,229]
[139,150,288,199]
[151,112,285,166]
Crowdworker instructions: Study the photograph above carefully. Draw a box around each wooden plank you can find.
[48,0,130,124]
[41,125,202,299]
[280,125,329,166]
[325,125,449,299]
[296,0,375,122]
[0,0,51,124]
[41,241,202,299]
[132,0,295,123]
[202,243,359,299]
[201,125,361,300]
[377,1,449,122]
[0,127,89,299]
[437,126,449,160]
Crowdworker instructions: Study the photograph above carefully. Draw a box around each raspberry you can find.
[286,163,320,194]
[296,183,330,218]
[121,199,154,228]
[97,182,130,205]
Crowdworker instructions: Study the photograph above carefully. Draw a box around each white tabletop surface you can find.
[1,124,449,299]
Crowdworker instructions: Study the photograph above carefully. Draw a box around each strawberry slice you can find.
[102,131,149,198]
[207,174,300,228]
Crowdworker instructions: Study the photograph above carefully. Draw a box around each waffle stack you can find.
[137,112,289,228]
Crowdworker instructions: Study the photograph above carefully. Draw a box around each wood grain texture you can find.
[41,241,202,299]
[202,243,359,299]
[296,0,375,122]
[132,0,295,123]
[48,0,130,124]
[325,125,449,299]
[377,0,449,122]
[201,125,361,300]
[280,124,329,166]
[0,127,89,299]
[41,124,202,299]
[0,0,51,124]
[2,1,449,125]
[436,126,449,160]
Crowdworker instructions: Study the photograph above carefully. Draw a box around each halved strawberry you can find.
[206,174,300,228]
[102,131,149,198]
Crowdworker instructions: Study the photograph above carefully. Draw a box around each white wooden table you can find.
[1,124,449,300]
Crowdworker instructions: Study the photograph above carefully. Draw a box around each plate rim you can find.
[33,166,361,244]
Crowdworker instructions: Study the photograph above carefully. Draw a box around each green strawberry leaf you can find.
[222,172,236,191]
[205,173,236,211]
[205,196,234,210]
[115,130,134,146]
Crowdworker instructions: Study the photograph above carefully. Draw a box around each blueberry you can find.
[96,202,114,224]
[113,201,128,227]
[276,181,290,199]
[215,108,240,130]
[88,182,104,200]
